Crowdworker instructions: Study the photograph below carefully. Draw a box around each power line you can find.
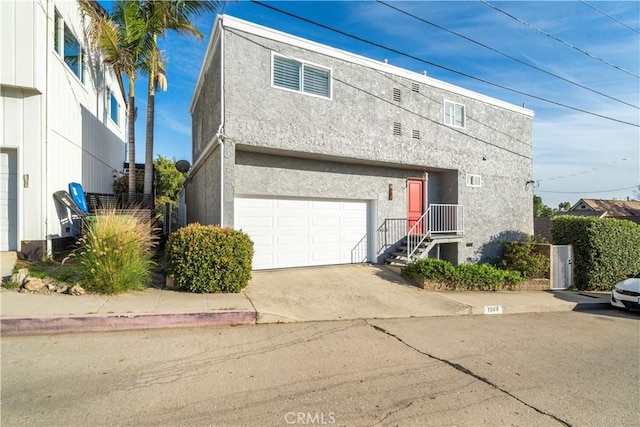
[536,185,638,194]
[371,67,532,149]
[538,156,637,182]
[377,0,638,110]
[580,1,640,34]
[249,0,639,128]
[229,30,532,160]
[481,0,640,79]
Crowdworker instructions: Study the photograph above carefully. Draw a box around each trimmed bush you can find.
[402,258,457,283]
[454,263,523,291]
[552,216,640,290]
[166,223,253,293]
[501,241,550,278]
[402,258,523,291]
[72,209,156,294]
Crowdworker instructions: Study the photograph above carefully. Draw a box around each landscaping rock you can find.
[10,268,29,287]
[57,285,69,294]
[69,285,86,296]
[23,277,46,292]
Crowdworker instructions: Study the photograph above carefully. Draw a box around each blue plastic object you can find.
[68,182,89,214]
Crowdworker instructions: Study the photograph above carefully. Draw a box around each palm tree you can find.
[140,1,220,199]
[80,0,153,197]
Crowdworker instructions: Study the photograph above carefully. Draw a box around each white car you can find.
[611,272,640,311]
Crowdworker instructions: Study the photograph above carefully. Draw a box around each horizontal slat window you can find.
[303,65,330,97]
[273,56,301,91]
[272,53,331,99]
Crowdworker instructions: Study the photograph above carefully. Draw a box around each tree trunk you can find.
[143,63,155,198]
[143,35,157,198]
[127,74,136,196]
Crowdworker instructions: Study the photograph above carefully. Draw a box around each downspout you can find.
[219,16,225,227]
[44,0,51,256]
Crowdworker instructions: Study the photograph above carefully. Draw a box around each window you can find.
[466,174,481,187]
[54,10,62,55]
[109,91,120,125]
[444,100,465,128]
[53,9,84,83]
[272,53,331,98]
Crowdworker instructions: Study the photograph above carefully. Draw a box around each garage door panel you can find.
[342,217,366,226]
[311,217,340,227]
[311,234,341,244]
[276,235,308,245]
[235,196,369,270]
[277,216,308,227]
[277,199,309,209]
[237,198,273,209]
[249,234,275,245]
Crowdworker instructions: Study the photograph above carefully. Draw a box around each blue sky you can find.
[122,0,639,208]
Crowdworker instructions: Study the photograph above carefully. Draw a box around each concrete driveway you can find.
[244,264,470,323]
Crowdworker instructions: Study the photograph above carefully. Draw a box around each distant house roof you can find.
[568,198,640,223]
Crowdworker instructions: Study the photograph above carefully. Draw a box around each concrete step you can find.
[385,257,408,265]
[397,246,427,253]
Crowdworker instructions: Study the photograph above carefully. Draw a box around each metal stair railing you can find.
[406,204,464,261]
[429,204,464,235]
[406,207,431,261]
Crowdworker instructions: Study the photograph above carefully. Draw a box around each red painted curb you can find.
[0,311,257,336]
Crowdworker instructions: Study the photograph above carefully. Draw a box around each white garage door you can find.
[235,197,369,270]
[1,149,18,251]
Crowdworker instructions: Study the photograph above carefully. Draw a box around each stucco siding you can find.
[234,150,414,222]
[188,16,534,266]
[191,39,221,162]
[186,145,222,226]
[222,29,532,172]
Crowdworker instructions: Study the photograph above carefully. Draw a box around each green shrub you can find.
[453,263,523,291]
[402,258,457,283]
[552,216,640,290]
[166,223,253,293]
[501,241,550,278]
[402,258,523,291]
[71,209,157,294]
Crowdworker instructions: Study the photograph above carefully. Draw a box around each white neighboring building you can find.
[0,0,126,256]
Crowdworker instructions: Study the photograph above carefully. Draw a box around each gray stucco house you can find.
[185,15,534,270]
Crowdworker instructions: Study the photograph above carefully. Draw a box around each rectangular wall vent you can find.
[411,83,420,93]
[412,130,420,140]
[393,88,401,102]
[393,122,402,136]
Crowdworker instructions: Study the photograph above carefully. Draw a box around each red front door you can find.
[407,178,424,234]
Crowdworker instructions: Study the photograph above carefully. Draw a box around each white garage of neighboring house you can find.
[234,196,370,270]
[0,149,18,251]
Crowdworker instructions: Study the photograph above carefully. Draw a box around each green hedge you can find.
[551,216,640,290]
[402,258,523,291]
[166,223,253,293]
[501,241,550,278]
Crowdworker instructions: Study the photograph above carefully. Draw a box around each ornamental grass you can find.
[70,208,157,294]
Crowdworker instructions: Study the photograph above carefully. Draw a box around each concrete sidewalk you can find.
[1,264,611,335]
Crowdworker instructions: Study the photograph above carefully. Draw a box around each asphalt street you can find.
[1,308,638,426]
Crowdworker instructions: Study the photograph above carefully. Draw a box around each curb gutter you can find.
[0,311,257,336]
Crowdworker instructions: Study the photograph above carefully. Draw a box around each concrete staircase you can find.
[385,235,463,265]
